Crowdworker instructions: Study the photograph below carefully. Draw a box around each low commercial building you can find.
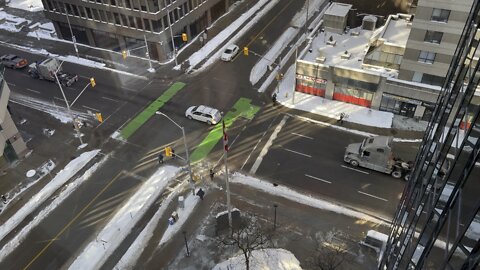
[295,13,447,120]
[0,72,28,168]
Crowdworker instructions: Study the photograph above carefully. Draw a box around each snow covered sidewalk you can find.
[0,150,100,243]
[68,166,181,270]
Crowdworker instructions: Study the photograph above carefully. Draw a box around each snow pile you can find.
[290,0,324,28]
[0,150,100,242]
[114,186,181,269]
[187,0,271,69]
[158,192,200,246]
[213,248,302,270]
[250,27,297,85]
[6,0,44,12]
[191,0,279,72]
[9,92,91,124]
[68,166,181,270]
[0,10,31,32]
[231,173,386,224]
[0,156,107,262]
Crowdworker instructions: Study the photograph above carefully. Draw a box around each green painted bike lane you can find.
[190,97,260,163]
[119,82,185,140]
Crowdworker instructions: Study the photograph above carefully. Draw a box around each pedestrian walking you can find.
[209,169,215,181]
[199,36,204,46]
[1,195,7,204]
[158,153,164,164]
[196,188,205,200]
[172,148,176,159]
[272,93,277,105]
[338,112,345,125]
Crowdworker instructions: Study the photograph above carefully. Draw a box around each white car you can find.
[221,44,240,61]
[185,105,222,125]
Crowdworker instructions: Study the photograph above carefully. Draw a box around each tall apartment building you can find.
[398,0,474,86]
[381,0,480,267]
[41,0,233,61]
[0,71,28,168]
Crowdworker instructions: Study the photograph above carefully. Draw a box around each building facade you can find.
[41,0,234,61]
[398,0,474,86]
[381,0,480,267]
[0,71,28,168]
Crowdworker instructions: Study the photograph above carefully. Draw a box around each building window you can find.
[106,11,114,23]
[99,10,106,22]
[120,14,127,26]
[424,31,443,44]
[163,15,168,28]
[152,20,161,32]
[421,73,444,86]
[431,8,450,23]
[125,0,131,9]
[128,16,136,27]
[412,72,422,83]
[86,7,93,19]
[418,51,436,64]
[144,18,151,31]
[114,12,121,25]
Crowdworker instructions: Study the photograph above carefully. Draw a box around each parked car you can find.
[0,54,28,69]
[221,44,239,61]
[185,105,222,125]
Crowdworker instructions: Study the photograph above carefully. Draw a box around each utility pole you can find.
[143,34,154,72]
[64,11,79,58]
[222,120,232,231]
[167,7,178,66]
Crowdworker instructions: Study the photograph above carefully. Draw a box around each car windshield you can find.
[225,49,233,54]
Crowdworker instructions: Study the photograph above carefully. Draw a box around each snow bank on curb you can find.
[187,0,270,70]
[250,27,297,85]
[0,155,107,262]
[231,173,386,224]
[192,0,280,73]
[0,150,100,243]
[68,166,181,270]
[213,248,301,270]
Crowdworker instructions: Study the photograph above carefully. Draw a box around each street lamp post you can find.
[305,0,310,35]
[166,7,182,66]
[53,62,94,146]
[155,111,195,195]
[182,231,190,257]
[53,8,79,58]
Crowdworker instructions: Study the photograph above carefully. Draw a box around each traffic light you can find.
[90,77,96,87]
[182,33,188,42]
[165,147,172,157]
[243,47,249,56]
[95,112,103,123]
[122,50,127,59]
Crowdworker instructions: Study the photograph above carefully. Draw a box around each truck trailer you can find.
[28,58,78,87]
[344,136,413,180]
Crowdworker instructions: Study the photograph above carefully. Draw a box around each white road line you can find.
[358,191,388,202]
[54,96,64,102]
[250,115,289,174]
[7,82,16,86]
[291,132,313,140]
[25,88,40,94]
[341,165,370,174]
[284,148,311,158]
[82,105,98,111]
[305,174,331,184]
[101,96,118,102]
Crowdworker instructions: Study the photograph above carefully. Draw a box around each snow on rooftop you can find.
[325,2,352,17]
[6,0,44,12]
[303,27,371,69]
[381,15,412,47]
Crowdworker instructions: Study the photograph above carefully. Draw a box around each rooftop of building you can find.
[325,2,352,17]
[379,14,412,47]
[302,13,412,77]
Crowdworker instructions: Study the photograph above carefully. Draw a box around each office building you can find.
[380,0,480,267]
[0,71,28,167]
[398,0,474,86]
[41,0,234,61]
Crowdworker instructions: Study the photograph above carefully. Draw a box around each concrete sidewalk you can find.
[143,173,385,269]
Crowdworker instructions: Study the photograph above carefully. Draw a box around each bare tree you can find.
[310,229,351,270]
[217,215,274,270]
